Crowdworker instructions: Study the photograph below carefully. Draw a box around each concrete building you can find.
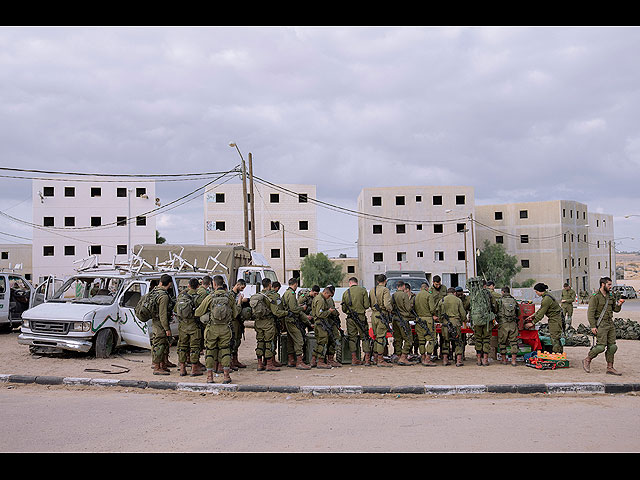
[32,178,157,282]
[357,186,475,290]
[329,255,359,287]
[474,200,615,292]
[0,243,32,280]
[588,211,616,288]
[204,182,317,283]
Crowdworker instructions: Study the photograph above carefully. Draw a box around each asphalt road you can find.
[2,384,639,453]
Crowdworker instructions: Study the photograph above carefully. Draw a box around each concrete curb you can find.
[2,373,640,396]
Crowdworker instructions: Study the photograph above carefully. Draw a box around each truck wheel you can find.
[95,329,115,358]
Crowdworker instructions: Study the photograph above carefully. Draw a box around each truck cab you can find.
[18,269,217,358]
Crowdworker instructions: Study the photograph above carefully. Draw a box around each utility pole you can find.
[282,224,286,282]
[248,153,256,251]
[609,240,612,279]
[470,213,476,277]
[241,158,249,249]
[463,226,468,282]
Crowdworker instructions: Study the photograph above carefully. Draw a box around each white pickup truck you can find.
[18,268,220,358]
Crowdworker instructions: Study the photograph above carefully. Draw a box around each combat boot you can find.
[316,357,331,369]
[222,367,232,384]
[442,354,450,366]
[456,354,464,367]
[511,354,518,367]
[257,356,265,371]
[287,354,296,368]
[206,369,215,383]
[398,353,412,366]
[153,362,170,375]
[295,356,311,370]
[214,362,223,374]
[179,362,188,376]
[476,353,483,366]
[164,354,176,368]
[327,354,342,367]
[190,361,204,377]
[582,356,592,373]
[363,353,372,366]
[351,352,362,365]
[606,362,622,376]
[272,356,283,368]
[159,360,171,373]
[310,355,318,368]
[376,353,393,368]
[421,354,436,367]
[232,354,246,369]
[265,357,280,371]
[482,353,489,366]
[501,354,508,365]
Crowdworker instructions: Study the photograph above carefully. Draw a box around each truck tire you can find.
[95,328,115,358]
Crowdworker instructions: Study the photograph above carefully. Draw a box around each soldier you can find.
[583,277,625,375]
[486,281,502,360]
[437,287,467,366]
[369,274,393,367]
[341,276,372,366]
[311,286,339,369]
[560,283,576,328]
[524,283,564,354]
[496,286,520,366]
[176,278,204,377]
[151,274,173,375]
[230,279,249,370]
[391,281,414,365]
[468,277,497,366]
[267,281,287,368]
[325,285,343,367]
[414,281,436,366]
[195,276,212,360]
[283,277,312,370]
[194,275,238,384]
[299,284,320,315]
[251,278,280,372]
[428,275,448,358]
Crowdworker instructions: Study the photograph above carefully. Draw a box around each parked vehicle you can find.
[612,285,638,299]
[0,270,58,331]
[385,270,429,295]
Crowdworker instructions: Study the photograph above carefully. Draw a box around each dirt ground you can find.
[3,301,640,387]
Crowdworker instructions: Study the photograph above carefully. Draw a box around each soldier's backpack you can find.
[249,292,269,319]
[208,293,233,324]
[468,277,492,326]
[176,291,197,320]
[135,288,164,322]
[297,288,310,302]
[500,296,518,321]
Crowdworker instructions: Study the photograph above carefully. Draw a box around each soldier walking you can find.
[583,277,625,375]
[560,283,576,328]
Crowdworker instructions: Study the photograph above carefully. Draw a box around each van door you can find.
[0,275,8,324]
[118,281,151,348]
[30,276,55,308]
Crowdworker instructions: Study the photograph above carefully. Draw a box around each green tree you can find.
[300,252,344,288]
[513,278,536,288]
[156,230,166,244]
[476,240,521,287]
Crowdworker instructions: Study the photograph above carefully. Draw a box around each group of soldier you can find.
[146,270,626,384]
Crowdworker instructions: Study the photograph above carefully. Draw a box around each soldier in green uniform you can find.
[583,277,625,375]
[455,286,470,360]
[496,286,520,366]
[195,276,211,362]
[524,283,564,354]
[325,285,343,367]
[369,274,393,367]
[150,274,173,375]
[486,281,502,360]
[176,278,203,377]
[427,275,448,359]
[391,281,414,365]
[468,277,497,366]
[194,275,239,384]
[311,286,339,369]
[437,287,468,366]
[298,284,320,315]
[283,278,313,370]
[414,282,436,366]
[251,278,280,372]
[560,283,576,328]
[341,277,372,366]
[266,280,288,369]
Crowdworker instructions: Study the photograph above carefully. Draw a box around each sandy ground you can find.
[3,300,640,387]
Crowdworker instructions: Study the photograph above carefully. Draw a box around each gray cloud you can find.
[1,26,639,252]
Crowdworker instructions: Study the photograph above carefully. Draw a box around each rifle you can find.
[391,293,412,338]
[344,289,374,350]
[372,286,393,333]
[411,307,431,336]
[440,312,459,342]
[317,317,340,356]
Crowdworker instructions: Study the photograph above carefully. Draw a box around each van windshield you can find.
[50,276,123,305]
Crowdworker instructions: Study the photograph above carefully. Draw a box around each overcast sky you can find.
[1,26,639,255]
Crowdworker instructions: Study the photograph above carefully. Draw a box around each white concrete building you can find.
[474,200,615,292]
[204,182,317,282]
[32,178,157,282]
[0,243,32,280]
[357,186,475,290]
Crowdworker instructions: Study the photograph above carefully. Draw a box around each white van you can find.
[0,271,57,331]
[18,269,222,358]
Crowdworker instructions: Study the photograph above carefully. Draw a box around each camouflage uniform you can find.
[341,284,372,361]
[427,284,447,356]
[369,284,393,367]
[391,289,414,361]
[437,293,467,363]
[175,287,202,369]
[560,287,576,326]
[532,292,564,353]
[586,291,622,364]
[311,293,339,368]
[496,293,520,363]
[283,287,312,367]
[414,289,436,361]
[150,286,170,368]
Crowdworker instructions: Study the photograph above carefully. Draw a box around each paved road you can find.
[2,385,639,452]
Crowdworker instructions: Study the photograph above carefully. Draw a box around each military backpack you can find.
[176,291,197,321]
[500,296,518,322]
[207,293,233,325]
[135,288,165,322]
[249,292,270,319]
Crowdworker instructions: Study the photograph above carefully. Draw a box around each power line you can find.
[0,166,240,178]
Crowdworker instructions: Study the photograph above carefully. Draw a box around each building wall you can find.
[32,178,157,282]
[329,256,359,287]
[0,244,32,280]
[588,212,615,289]
[357,186,475,290]
[475,200,612,292]
[204,182,317,283]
